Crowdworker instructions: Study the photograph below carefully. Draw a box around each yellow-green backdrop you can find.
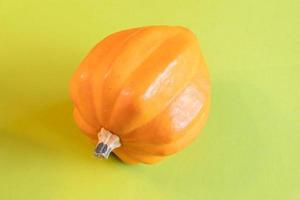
[0,0,299,199]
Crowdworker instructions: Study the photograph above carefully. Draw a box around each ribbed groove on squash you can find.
[90,28,142,127]
[85,31,136,130]
[100,29,143,124]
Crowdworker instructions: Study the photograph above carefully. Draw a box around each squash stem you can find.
[94,128,121,159]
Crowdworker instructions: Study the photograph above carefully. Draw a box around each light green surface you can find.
[1,0,299,199]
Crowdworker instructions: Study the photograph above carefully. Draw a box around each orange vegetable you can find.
[70,26,210,164]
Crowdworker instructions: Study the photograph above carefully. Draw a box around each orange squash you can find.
[70,26,210,164]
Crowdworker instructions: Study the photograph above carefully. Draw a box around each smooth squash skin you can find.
[70,26,211,164]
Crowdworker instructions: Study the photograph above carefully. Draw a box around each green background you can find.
[1,0,299,199]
